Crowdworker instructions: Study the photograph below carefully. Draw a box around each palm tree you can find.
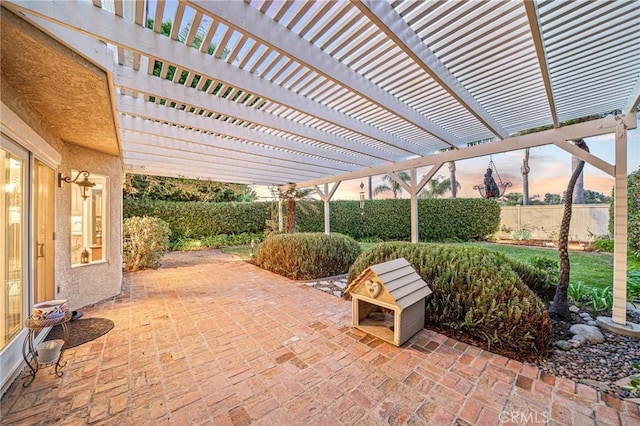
[549,139,589,320]
[521,148,530,205]
[275,185,317,233]
[449,161,458,199]
[373,172,410,198]
[419,175,461,199]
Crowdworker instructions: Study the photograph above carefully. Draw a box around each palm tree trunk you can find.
[521,148,530,205]
[571,155,584,204]
[449,162,457,199]
[285,197,296,233]
[549,140,589,320]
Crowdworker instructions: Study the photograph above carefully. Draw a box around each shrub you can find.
[608,168,640,260]
[592,235,614,252]
[348,242,551,359]
[169,233,263,251]
[256,232,361,280]
[123,216,171,272]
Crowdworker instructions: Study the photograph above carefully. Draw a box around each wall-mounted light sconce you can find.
[58,170,95,200]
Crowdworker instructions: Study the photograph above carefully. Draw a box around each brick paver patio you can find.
[2,253,639,425]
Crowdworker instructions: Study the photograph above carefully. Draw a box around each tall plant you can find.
[549,139,589,320]
[373,172,410,198]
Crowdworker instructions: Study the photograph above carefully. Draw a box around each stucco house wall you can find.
[0,26,123,310]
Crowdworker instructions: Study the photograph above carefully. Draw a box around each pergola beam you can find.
[188,0,462,149]
[123,152,319,182]
[289,114,635,190]
[121,135,339,177]
[123,163,277,186]
[354,0,508,139]
[116,97,378,167]
[118,116,356,172]
[114,66,393,162]
[524,0,559,128]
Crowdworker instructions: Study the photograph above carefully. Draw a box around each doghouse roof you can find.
[348,258,432,310]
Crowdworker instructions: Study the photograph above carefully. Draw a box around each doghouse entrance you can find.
[355,299,396,344]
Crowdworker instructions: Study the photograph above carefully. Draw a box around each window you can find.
[70,171,107,266]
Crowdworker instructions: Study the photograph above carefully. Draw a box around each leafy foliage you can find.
[169,233,262,251]
[123,174,253,203]
[124,200,271,241]
[123,217,171,272]
[608,168,640,259]
[123,198,499,247]
[592,235,614,252]
[256,233,361,280]
[348,242,552,359]
[295,198,500,242]
[622,363,640,397]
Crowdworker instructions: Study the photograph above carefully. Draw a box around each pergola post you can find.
[314,182,341,235]
[410,168,419,243]
[278,198,283,232]
[612,122,628,325]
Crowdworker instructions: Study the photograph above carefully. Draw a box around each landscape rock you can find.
[587,321,598,326]
[567,339,582,348]
[554,340,573,351]
[569,324,605,344]
[571,334,587,345]
[569,305,580,313]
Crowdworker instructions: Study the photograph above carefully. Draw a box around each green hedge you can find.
[124,199,271,241]
[295,198,500,241]
[257,233,361,280]
[124,198,499,243]
[348,242,551,359]
[608,169,639,259]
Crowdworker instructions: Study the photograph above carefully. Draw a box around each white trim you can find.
[0,102,61,166]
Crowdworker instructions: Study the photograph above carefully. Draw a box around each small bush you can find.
[592,235,614,252]
[123,216,171,272]
[348,242,551,359]
[256,233,361,280]
[511,229,532,241]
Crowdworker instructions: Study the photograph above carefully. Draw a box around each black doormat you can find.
[44,318,114,348]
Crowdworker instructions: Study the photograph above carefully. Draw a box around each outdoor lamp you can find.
[359,181,365,211]
[58,170,95,200]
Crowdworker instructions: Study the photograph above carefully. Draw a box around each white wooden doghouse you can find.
[346,258,432,346]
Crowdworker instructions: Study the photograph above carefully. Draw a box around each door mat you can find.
[44,318,114,348]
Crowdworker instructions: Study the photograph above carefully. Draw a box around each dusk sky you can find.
[254,128,640,201]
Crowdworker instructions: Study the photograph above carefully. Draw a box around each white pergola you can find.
[5,0,639,324]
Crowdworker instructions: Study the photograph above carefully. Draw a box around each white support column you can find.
[323,183,330,235]
[313,182,341,235]
[410,168,419,243]
[612,122,628,325]
[278,199,283,232]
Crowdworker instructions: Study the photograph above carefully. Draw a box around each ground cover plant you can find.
[256,232,361,280]
[348,242,551,360]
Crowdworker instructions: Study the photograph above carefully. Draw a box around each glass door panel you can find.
[34,160,55,303]
[1,145,26,350]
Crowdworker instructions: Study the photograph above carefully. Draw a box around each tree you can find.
[521,148,531,205]
[449,162,458,199]
[543,193,563,205]
[583,189,610,204]
[275,185,317,234]
[571,156,585,203]
[373,172,410,198]
[549,139,589,320]
[419,175,461,198]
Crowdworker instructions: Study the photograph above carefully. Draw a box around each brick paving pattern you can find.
[2,257,639,425]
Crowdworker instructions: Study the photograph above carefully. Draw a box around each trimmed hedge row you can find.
[124,198,500,243]
[348,242,552,359]
[257,233,361,280]
[296,198,500,241]
[124,199,271,241]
